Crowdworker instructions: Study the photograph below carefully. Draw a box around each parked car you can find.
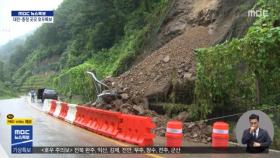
[42,89,58,102]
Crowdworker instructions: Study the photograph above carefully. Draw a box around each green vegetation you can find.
[262,104,280,149]
[53,63,96,102]
[194,0,280,149]
[21,73,55,91]
[0,61,16,98]
[0,80,15,99]
[0,0,278,149]
[54,0,173,101]
[163,103,189,118]
[194,0,280,119]
[0,0,173,101]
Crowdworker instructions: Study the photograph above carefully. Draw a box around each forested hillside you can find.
[0,38,25,61]
[0,0,171,100]
[0,0,279,149]
[0,60,15,98]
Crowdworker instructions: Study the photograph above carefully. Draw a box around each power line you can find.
[186,105,280,123]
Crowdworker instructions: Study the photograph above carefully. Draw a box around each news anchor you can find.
[242,114,272,153]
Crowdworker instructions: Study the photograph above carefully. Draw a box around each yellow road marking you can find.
[146,153,165,158]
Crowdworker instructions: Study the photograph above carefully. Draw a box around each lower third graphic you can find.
[11,125,33,153]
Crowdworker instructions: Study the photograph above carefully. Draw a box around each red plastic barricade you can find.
[44,102,156,147]
[116,114,155,146]
[85,108,122,138]
[73,106,91,128]
[48,100,57,116]
[58,102,69,120]
[212,122,229,148]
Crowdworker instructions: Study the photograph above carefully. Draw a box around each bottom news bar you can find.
[27,146,270,154]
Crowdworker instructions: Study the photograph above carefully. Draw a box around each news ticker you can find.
[12,147,268,154]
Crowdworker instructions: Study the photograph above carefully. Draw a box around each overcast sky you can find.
[0,0,64,46]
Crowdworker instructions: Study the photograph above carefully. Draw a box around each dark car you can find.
[42,89,58,102]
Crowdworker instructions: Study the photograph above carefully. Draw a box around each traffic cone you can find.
[165,120,183,147]
[212,121,229,148]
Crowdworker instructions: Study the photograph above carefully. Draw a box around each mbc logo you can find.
[14,130,30,135]
[248,9,269,17]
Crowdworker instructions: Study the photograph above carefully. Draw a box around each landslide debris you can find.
[90,0,256,143]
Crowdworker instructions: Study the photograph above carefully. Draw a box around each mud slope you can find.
[112,26,211,99]
[155,0,256,48]
[104,0,256,105]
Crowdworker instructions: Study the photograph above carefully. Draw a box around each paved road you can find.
[0,98,279,158]
[0,98,149,158]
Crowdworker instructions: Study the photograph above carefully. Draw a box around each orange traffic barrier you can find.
[116,114,155,146]
[212,121,229,148]
[73,106,90,128]
[86,108,122,138]
[58,102,69,120]
[165,120,183,147]
[48,100,57,116]
[43,102,157,147]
